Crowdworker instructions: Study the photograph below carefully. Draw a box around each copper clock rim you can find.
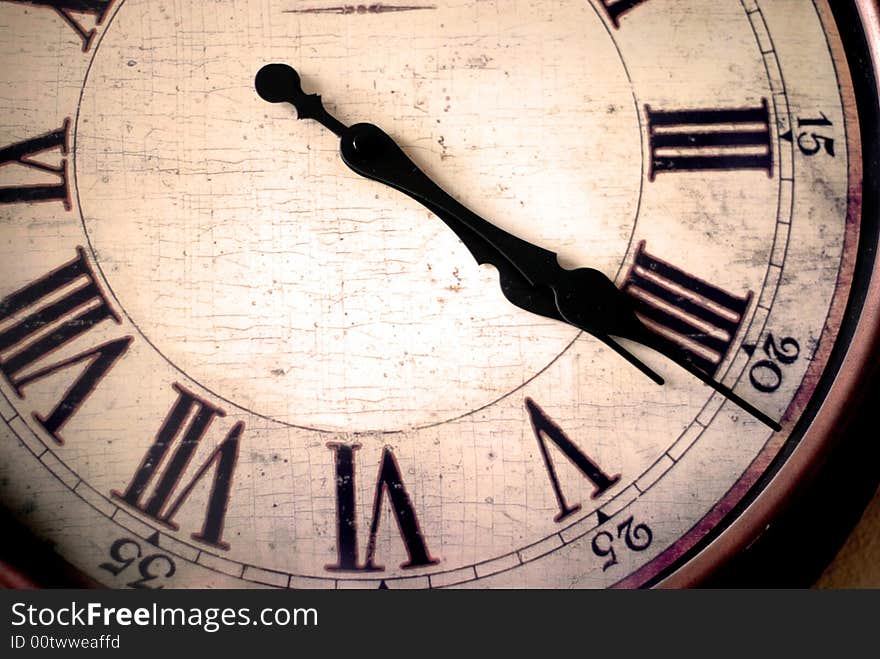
[0,0,875,590]
[657,0,880,589]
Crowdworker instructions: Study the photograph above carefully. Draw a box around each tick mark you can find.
[284,4,436,15]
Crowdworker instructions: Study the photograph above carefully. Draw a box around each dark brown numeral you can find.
[782,113,836,157]
[598,0,651,27]
[0,248,131,444]
[591,516,653,572]
[99,537,176,589]
[647,101,773,179]
[746,333,801,393]
[2,0,115,52]
[112,384,243,550]
[623,242,752,377]
[0,119,72,209]
[326,443,438,572]
[525,398,621,523]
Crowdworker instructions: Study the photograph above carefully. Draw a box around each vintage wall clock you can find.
[0,0,878,589]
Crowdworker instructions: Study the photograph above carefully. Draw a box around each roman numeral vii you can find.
[113,385,243,550]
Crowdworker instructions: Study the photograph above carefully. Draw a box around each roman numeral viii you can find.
[0,120,72,209]
[326,444,438,572]
[2,1,116,52]
[113,385,243,550]
[647,101,773,179]
[0,248,131,444]
[623,242,752,377]
[526,398,621,523]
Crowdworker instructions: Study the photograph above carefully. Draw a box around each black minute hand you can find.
[255,63,781,432]
[254,63,664,384]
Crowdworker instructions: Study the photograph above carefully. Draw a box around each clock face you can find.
[0,0,876,589]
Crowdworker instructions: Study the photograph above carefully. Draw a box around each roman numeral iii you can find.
[623,242,752,377]
[647,101,773,179]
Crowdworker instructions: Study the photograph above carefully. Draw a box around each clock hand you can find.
[255,63,780,431]
[255,66,568,294]
[414,190,666,384]
[255,64,347,136]
[255,63,663,384]
[376,135,781,431]
[342,127,779,429]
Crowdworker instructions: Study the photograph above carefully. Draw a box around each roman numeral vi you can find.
[326,443,438,572]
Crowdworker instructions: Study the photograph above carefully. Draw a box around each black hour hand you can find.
[255,63,348,137]
[340,123,562,287]
[256,65,663,383]
[340,126,658,337]
[337,126,779,429]
[255,64,780,430]
[411,186,666,384]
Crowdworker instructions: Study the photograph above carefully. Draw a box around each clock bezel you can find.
[656,0,880,588]
[0,0,877,589]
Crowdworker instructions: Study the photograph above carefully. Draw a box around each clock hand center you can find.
[339,122,653,341]
[254,65,663,378]
[255,64,781,431]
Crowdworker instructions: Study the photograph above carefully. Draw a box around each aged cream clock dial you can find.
[0,0,877,588]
